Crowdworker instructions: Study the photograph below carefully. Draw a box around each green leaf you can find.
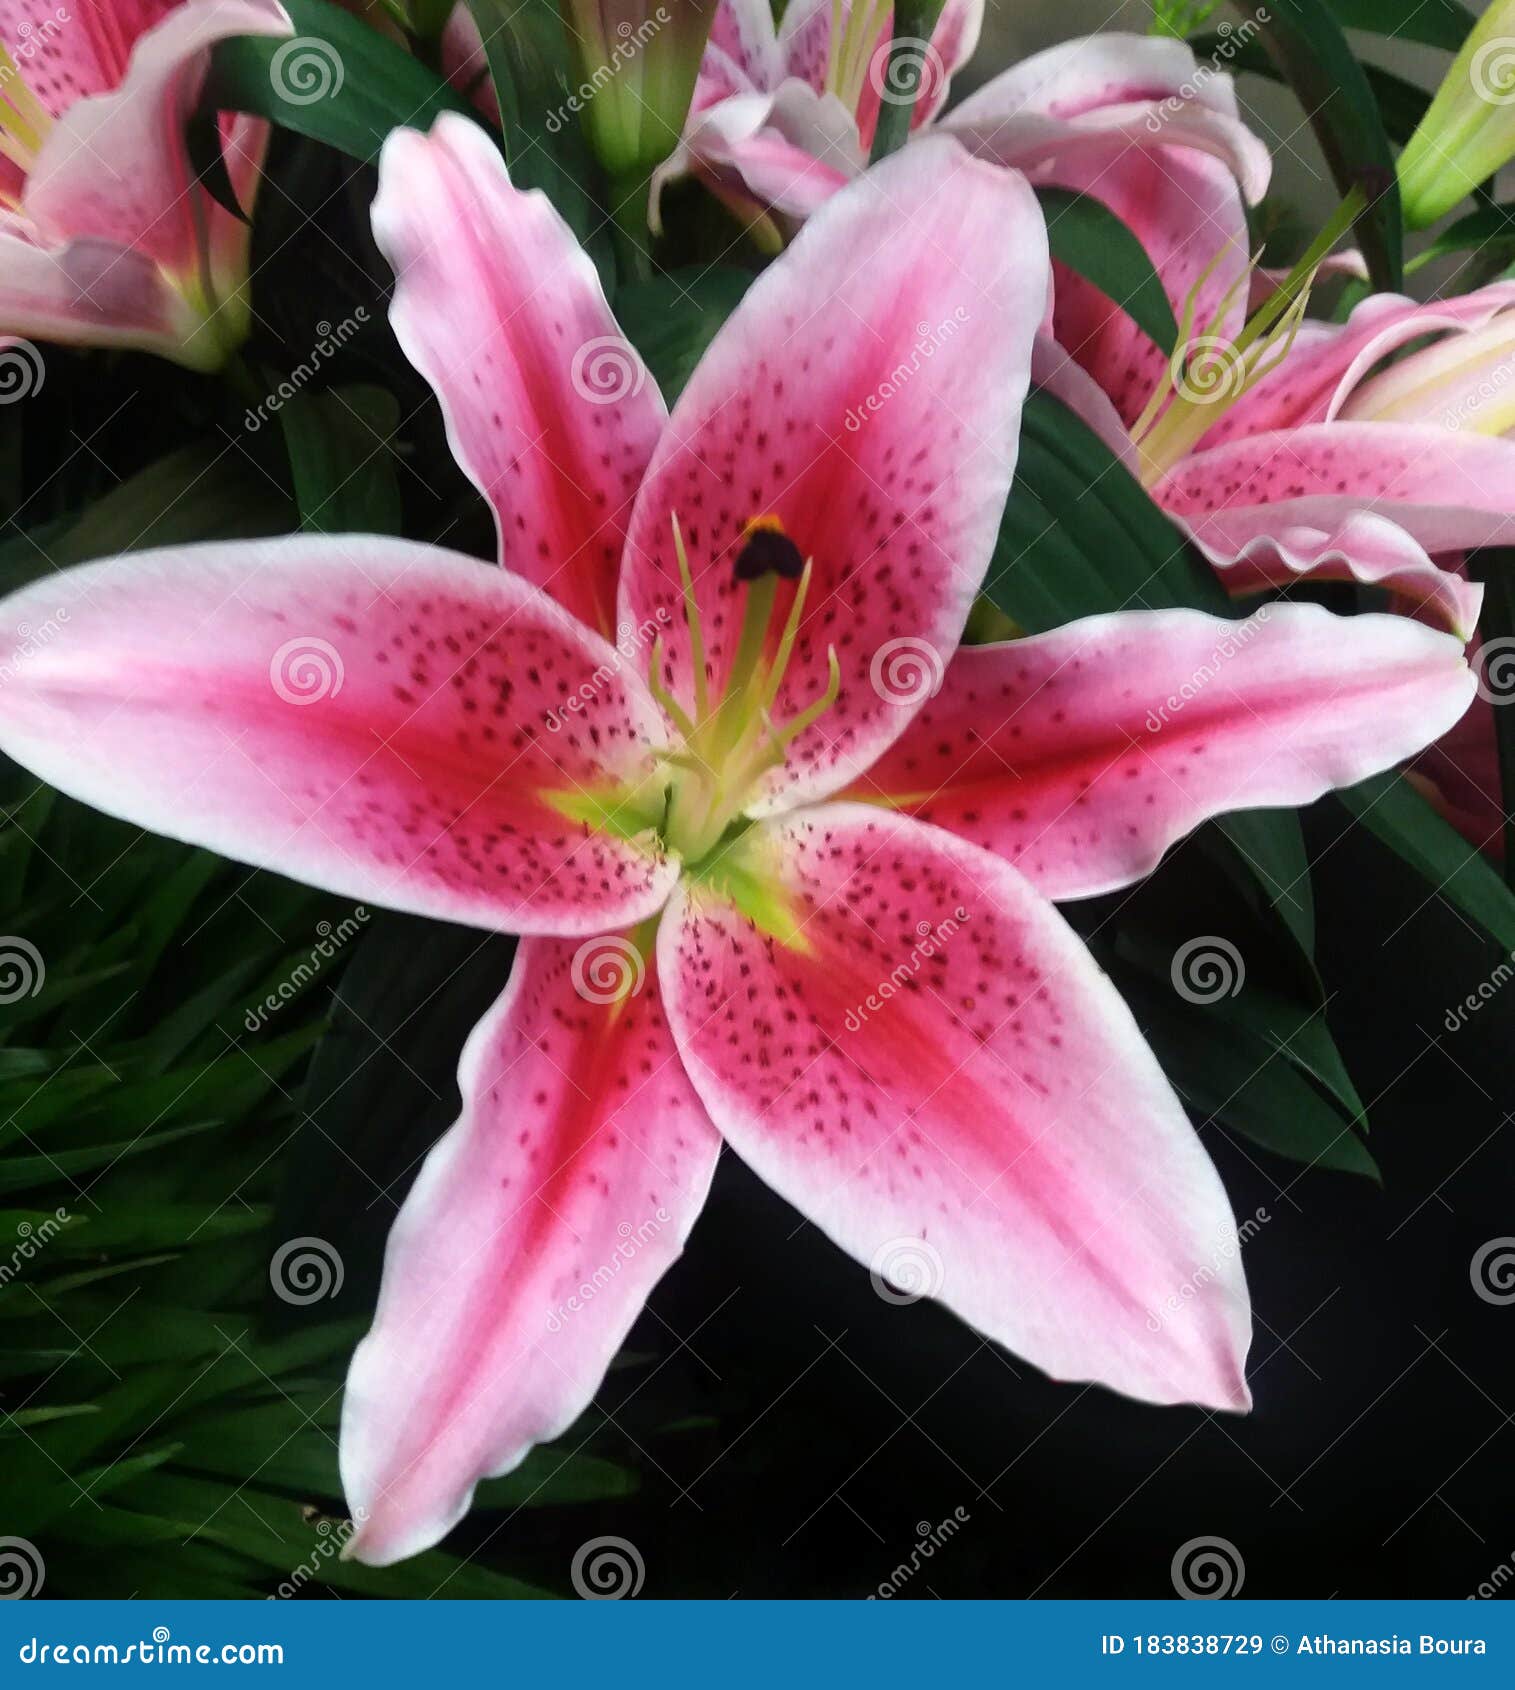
[207,0,469,164]
[464,0,610,269]
[1255,0,1402,291]
[276,384,403,535]
[616,267,754,402]
[1321,0,1474,53]
[1034,186,1180,356]
[986,389,1231,632]
[275,912,516,1313]
[1408,201,1515,274]
[0,447,296,592]
[1338,772,1515,949]
[1119,971,1379,1178]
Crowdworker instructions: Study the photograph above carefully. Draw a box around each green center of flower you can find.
[651,513,841,866]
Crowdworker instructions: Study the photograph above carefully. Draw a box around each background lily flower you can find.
[655,13,1269,243]
[0,0,290,369]
[0,113,1477,1567]
[1397,0,1515,230]
[1043,177,1515,643]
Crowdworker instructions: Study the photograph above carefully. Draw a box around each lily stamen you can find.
[1132,187,1366,486]
[655,512,844,863]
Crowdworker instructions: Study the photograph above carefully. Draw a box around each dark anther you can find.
[734,515,805,581]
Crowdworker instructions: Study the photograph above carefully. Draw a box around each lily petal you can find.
[23,0,289,277]
[0,219,212,363]
[940,33,1271,203]
[708,0,782,96]
[343,934,722,1566]
[660,804,1253,1410]
[1155,422,1515,566]
[621,136,1047,812]
[842,604,1476,900]
[1180,509,1483,640]
[0,537,679,936]
[372,113,668,639]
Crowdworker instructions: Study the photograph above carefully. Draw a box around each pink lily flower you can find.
[0,115,1476,1565]
[0,0,290,369]
[655,11,1269,242]
[1041,127,1515,644]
